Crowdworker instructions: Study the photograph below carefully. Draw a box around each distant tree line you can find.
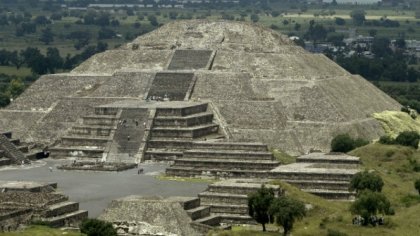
[0,43,107,75]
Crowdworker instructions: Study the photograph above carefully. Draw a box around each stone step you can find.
[173,158,279,170]
[183,150,273,160]
[186,206,211,220]
[49,146,104,159]
[82,115,117,126]
[155,103,208,117]
[297,154,360,164]
[191,141,269,152]
[41,209,88,227]
[94,107,119,116]
[153,112,214,127]
[70,125,114,136]
[144,149,183,161]
[147,139,193,149]
[166,167,269,178]
[44,201,79,218]
[61,136,110,146]
[194,215,221,226]
[9,138,20,146]
[17,145,29,153]
[180,197,201,210]
[303,189,356,200]
[199,191,248,205]
[217,214,256,225]
[283,179,350,191]
[269,171,354,182]
[151,124,219,139]
[208,182,280,195]
[0,157,11,166]
[202,203,248,215]
[1,131,12,139]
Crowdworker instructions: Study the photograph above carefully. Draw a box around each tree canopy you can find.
[269,196,306,236]
[248,185,275,231]
[350,171,384,194]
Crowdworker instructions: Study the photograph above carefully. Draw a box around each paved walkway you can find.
[0,159,208,217]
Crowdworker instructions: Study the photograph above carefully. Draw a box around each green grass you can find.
[271,148,296,164]
[0,66,32,77]
[0,225,83,236]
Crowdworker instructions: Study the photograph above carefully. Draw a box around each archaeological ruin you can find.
[0,20,402,234]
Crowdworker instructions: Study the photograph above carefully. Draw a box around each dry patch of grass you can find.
[372,111,420,138]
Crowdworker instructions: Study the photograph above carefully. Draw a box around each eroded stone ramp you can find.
[146,72,195,101]
[168,50,214,70]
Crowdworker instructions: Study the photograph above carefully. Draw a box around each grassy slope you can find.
[210,143,420,236]
[0,225,83,236]
[373,111,420,138]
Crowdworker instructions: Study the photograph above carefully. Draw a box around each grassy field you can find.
[210,143,420,236]
[0,66,32,77]
[0,225,83,236]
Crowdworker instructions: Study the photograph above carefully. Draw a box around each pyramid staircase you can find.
[166,142,280,178]
[144,103,221,162]
[183,179,281,232]
[49,107,119,161]
[0,131,44,166]
[271,153,360,200]
[0,182,88,228]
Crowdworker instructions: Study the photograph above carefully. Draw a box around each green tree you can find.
[7,79,25,98]
[372,37,392,58]
[0,93,10,107]
[269,196,306,236]
[80,219,117,236]
[350,190,392,226]
[415,179,420,195]
[350,171,384,194]
[40,27,54,45]
[248,185,275,231]
[250,14,259,22]
[350,9,366,26]
[395,131,419,149]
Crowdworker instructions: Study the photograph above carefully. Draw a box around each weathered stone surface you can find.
[99,195,201,236]
[0,20,400,154]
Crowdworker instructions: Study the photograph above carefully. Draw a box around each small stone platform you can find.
[57,161,137,172]
[0,181,87,231]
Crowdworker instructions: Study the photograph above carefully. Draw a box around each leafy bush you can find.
[415,179,420,195]
[350,171,384,193]
[351,190,392,226]
[80,219,117,236]
[395,131,419,149]
[379,135,395,145]
[331,134,369,153]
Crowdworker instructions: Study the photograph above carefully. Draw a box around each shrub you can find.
[415,179,420,195]
[331,134,369,153]
[379,135,395,145]
[80,219,117,236]
[395,131,419,149]
[350,190,392,226]
[350,171,384,193]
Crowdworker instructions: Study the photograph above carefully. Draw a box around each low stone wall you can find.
[0,208,32,232]
[57,162,137,172]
